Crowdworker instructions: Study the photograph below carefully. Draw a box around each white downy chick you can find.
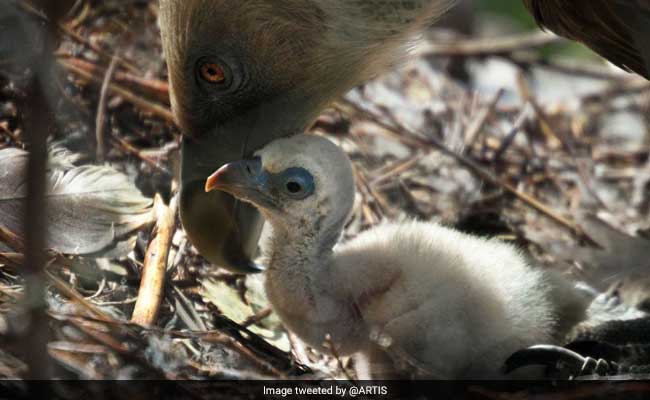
[205,134,589,379]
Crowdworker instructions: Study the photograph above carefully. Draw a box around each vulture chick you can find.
[204,134,589,379]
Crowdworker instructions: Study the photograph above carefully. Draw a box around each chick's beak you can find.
[205,164,231,193]
[205,158,276,209]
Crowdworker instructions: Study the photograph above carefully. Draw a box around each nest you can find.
[0,1,649,397]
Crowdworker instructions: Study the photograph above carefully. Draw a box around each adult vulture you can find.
[158,0,650,273]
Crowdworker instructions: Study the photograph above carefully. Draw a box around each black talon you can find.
[566,340,624,362]
[578,357,615,377]
[502,345,588,375]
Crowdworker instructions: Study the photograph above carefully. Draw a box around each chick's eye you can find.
[199,62,226,84]
[281,168,315,199]
[285,181,302,194]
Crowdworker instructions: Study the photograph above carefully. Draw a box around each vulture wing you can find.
[523,0,650,79]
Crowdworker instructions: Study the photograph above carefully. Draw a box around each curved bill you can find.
[179,133,265,274]
[204,158,278,211]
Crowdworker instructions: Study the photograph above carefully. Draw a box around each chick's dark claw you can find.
[503,343,650,379]
[503,344,589,378]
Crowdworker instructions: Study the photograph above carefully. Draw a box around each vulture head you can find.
[158,0,455,273]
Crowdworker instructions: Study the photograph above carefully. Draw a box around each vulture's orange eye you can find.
[199,63,226,84]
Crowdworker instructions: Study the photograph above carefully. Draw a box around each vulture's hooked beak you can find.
[205,158,277,211]
[179,131,270,275]
[176,87,317,275]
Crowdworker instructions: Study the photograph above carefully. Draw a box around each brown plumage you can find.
[523,0,650,79]
[158,0,456,273]
[159,0,650,274]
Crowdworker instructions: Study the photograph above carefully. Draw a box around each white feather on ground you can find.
[0,147,153,257]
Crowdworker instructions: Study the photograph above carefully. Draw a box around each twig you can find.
[464,89,504,147]
[421,31,562,57]
[16,0,140,74]
[241,307,272,328]
[110,135,172,176]
[581,79,650,103]
[512,53,633,81]
[517,75,610,212]
[370,153,424,187]
[0,253,24,270]
[45,269,109,321]
[60,57,169,102]
[338,99,588,238]
[324,334,357,382]
[95,54,119,162]
[357,168,393,217]
[61,60,175,123]
[0,226,25,252]
[196,331,288,378]
[492,103,532,162]
[352,166,381,224]
[131,193,178,326]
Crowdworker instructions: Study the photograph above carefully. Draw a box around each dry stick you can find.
[492,103,532,162]
[131,194,178,327]
[420,31,562,57]
[45,275,172,377]
[47,272,287,379]
[67,0,90,29]
[464,89,504,147]
[61,60,175,123]
[95,54,119,162]
[581,79,650,103]
[370,153,424,187]
[338,100,587,238]
[60,57,169,101]
[196,332,287,378]
[241,307,272,328]
[358,168,393,217]
[511,53,633,81]
[324,334,357,382]
[364,89,502,189]
[516,75,610,212]
[51,307,296,378]
[45,270,108,321]
[0,226,25,253]
[58,25,139,74]
[352,166,381,224]
[110,135,172,176]
[0,253,24,270]
[16,1,140,74]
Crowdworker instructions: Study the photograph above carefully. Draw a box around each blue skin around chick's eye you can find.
[279,167,315,199]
